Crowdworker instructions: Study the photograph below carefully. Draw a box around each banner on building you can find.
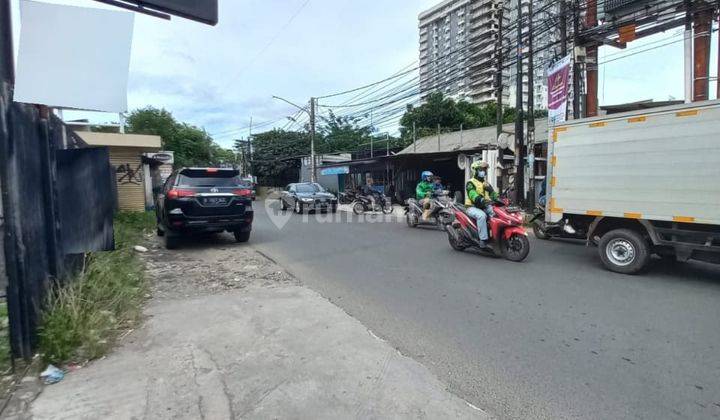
[547,55,572,126]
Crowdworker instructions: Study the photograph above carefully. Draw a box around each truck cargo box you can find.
[546,100,720,226]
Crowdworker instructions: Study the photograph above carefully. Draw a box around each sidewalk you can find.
[29,237,487,419]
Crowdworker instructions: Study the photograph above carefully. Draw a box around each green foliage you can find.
[125,107,234,168]
[399,92,517,139]
[251,129,310,185]
[38,212,155,364]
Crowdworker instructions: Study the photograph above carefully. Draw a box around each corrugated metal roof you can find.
[398,119,549,155]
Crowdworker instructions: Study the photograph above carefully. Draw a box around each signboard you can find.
[144,151,174,165]
[104,0,218,25]
[320,166,350,176]
[547,55,572,126]
[14,1,134,112]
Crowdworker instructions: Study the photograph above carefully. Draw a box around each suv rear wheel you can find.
[234,231,251,243]
[164,231,180,250]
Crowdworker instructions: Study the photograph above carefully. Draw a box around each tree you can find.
[399,92,517,140]
[125,107,220,168]
[250,129,310,186]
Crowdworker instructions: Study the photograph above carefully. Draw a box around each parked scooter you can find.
[406,190,455,229]
[529,203,586,240]
[445,200,530,262]
[339,189,359,205]
[352,194,393,215]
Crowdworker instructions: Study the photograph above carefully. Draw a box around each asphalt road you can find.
[247,200,720,420]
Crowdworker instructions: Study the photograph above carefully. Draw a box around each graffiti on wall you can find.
[116,163,143,185]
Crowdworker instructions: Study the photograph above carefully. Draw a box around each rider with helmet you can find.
[465,161,498,247]
[416,171,435,220]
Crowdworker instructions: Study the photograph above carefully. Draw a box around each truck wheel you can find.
[532,223,550,240]
[598,229,650,275]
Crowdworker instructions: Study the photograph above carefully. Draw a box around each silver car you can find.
[280,183,338,214]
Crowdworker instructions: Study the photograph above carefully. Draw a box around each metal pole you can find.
[437,123,440,152]
[386,133,389,157]
[514,0,525,204]
[496,2,505,138]
[572,0,581,119]
[527,0,535,209]
[460,123,463,147]
[370,137,374,158]
[309,98,316,182]
[248,117,253,175]
[413,121,417,153]
[684,0,694,103]
[585,0,598,117]
[560,0,569,119]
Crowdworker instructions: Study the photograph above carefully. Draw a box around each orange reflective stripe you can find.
[624,213,642,219]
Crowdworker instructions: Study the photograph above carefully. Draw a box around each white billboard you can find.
[14,1,134,112]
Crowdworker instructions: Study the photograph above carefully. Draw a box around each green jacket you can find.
[416,181,434,200]
[466,178,498,207]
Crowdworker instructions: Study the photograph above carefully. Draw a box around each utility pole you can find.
[413,121,417,153]
[526,0,535,209]
[309,97,316,182]
[496,1,505,138]
[684,0,694,103]
[585,0,598,117]
[514,0,525,204]
[572,0,581,119]
[560,0,569,120]
[560,0,568,57]
[247,117,253,175]
[692,7,712,101]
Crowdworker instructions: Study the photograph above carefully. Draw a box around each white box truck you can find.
[545,100,720,274]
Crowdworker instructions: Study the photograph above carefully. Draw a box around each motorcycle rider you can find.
[416,171,435,220]
[362,178,380,210]
[465,161,498,247]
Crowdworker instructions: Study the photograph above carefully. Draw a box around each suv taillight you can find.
[167,189,195,199]
[233,189,252,197]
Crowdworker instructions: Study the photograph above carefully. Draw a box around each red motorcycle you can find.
[445,200,530,262]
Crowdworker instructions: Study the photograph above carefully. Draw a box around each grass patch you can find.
[38,211,155,364]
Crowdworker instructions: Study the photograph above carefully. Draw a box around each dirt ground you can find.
[142,233,298,300]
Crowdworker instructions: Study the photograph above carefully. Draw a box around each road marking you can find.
[676,109,699,117]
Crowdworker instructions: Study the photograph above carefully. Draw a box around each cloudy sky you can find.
[10,0,719,148]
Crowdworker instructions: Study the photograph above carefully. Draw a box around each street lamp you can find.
[272,95,317,182]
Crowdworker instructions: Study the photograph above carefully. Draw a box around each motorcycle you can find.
[352,194,393,215]
[406,190,455,229]
[339,189,359,205]
[445,200,530,262]
[529,203,586,240]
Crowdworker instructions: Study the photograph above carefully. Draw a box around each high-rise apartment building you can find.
[507,0,566,112]
[418,0,509,104]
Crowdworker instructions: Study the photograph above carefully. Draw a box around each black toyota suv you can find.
[156,168,254,249]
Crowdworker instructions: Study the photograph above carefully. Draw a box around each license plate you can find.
[204,197,228,206]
